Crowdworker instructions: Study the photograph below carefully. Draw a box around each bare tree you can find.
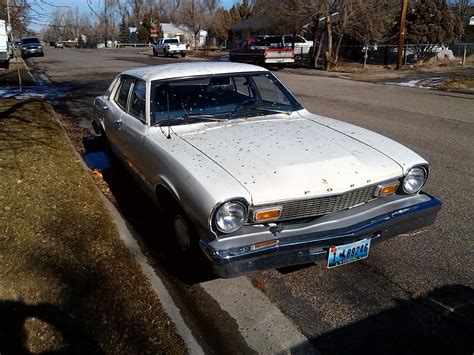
[87,0,118,47]
[173,0,216,50]
[452,0,472,19]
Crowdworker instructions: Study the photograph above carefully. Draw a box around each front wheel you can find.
[174,214,193,252]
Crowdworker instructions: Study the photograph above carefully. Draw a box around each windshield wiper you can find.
[231,99,292,118]
[157,114,223,127]
[255,107,292,115]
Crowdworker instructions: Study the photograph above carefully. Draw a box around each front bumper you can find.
[22,48,43,56]
[168,50,186,54]
[200,193,441,278]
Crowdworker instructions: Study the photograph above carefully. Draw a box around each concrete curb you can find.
[201,277,315,354]
[19,56,37,84]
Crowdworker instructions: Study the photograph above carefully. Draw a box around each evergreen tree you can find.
[406,0,463,59]
[119,15,128,44]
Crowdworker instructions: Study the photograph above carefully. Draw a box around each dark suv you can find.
[21,37,43,58]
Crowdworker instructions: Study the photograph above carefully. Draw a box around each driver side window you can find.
[129,80,146,122]
[115,76,134,111]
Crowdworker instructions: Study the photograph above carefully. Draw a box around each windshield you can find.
[21,38,41,45]
[165,39,179,44]
[151,72,302,125]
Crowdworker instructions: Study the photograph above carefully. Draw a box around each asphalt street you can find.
[25,46,473,354]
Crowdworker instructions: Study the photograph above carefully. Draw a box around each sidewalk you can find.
[0,83,187,352]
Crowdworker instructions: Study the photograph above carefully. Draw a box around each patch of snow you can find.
[0,85,70,100]
[386,77,445,90]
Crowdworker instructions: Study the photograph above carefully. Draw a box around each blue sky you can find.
[32,0,237,29]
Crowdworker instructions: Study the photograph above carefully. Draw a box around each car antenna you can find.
[166,90,171,139]
[159,89,173,139]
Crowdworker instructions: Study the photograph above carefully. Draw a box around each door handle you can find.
[114,119,122,128]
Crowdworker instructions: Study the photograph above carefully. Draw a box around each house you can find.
[161,23,207,48]
[228,16,274,48]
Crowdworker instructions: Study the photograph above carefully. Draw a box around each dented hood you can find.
[177,114,404,205]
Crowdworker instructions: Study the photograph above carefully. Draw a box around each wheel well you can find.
[155,184,179,214]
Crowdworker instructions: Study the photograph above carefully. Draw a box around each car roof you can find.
[121,62,269,82]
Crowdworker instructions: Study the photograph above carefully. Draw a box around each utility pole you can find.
[396,0,408,70]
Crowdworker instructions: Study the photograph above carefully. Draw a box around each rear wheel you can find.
[181,53,186,58]
[153,49,158,57]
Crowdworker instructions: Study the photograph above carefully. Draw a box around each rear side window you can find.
[129,80,146,122]
[116,77,134,110]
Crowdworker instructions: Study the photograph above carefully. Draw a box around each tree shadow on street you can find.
[311,284,474,355]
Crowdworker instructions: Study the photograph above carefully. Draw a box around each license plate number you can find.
[327,238,371,268]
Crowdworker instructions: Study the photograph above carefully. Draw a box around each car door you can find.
[103,75,134,159]
[113,79,148,176]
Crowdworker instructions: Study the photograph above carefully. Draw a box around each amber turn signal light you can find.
[254,207,282,222]
[376,182,400,197]
[251,239,279,251]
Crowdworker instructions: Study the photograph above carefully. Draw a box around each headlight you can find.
[215,201,246,233]
[402,166,427,194]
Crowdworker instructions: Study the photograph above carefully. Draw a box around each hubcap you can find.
[174,215,190,251]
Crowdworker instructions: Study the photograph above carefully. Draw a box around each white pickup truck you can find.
[153,38,187,58]
[0,20,10,69]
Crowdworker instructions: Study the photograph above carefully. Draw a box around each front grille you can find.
[249,184,378,223]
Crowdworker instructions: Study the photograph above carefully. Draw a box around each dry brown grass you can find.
[0,59,36,87]
[0,99,186,354]
[437,76,474,91]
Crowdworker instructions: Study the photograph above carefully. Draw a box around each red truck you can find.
[229,36,294,68]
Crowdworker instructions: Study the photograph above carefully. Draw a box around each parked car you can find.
[229,37,294,68]
[55,41,64,48]
[92,62,441,278]
[20,37,43,58]
[282,35,313,55]
[153,38,186,57]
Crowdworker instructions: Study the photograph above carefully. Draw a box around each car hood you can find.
[176,113,409,205]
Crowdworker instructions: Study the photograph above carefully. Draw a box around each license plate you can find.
[327,238,371,268]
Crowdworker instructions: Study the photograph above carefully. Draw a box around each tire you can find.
[167,203,199,255]
[164,49,168,57]
[153,49,157,57]
[181,53,186,58]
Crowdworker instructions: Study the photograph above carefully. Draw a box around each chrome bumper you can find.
[200,193,442,278]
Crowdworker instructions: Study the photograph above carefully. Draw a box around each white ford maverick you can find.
[92,62,441,278]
